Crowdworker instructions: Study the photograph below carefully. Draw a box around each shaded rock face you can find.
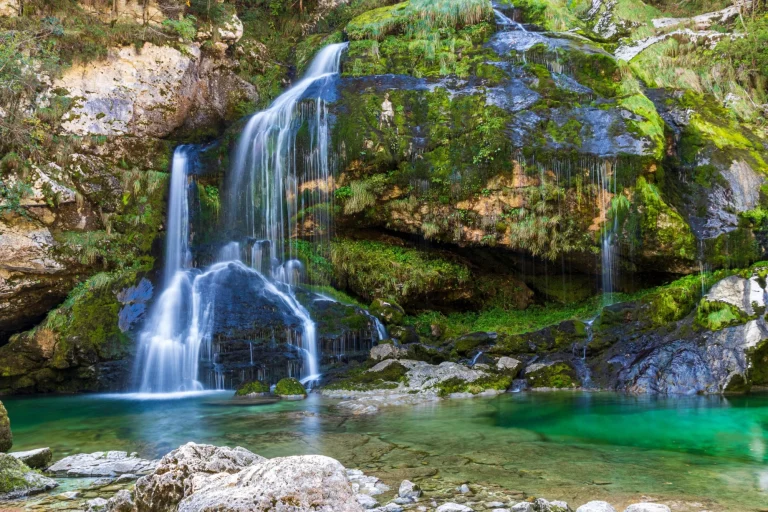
[55,43,256,138]
[0,401,11,452]
[188,263,377,389]
[0,167,96,342]
[134,442,264,512]
[177,455,363,512]
[9,447,51,469]
[610,317,768,394]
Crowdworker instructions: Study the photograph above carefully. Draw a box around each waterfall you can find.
[224,42,347,383]
[163,147,192,285]
[493,7,526,32]
[596,161,618,305]
[133,44,347,393]
[133,146,208,394]
[227,42,348,267]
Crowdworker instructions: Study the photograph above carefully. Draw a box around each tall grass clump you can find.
[405,0,493,35]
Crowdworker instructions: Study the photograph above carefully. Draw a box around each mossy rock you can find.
[748,338,768,387]
[389,325,420,344]
[435,374,512,397]
[695,299,752,331]
[0,453,57,499]
[369,298,406,325]
[453,331,496,357]
[525,362,580,389]
[0,402,10,453]
[274,378,307,397]
[235,380,270,397]
[325,361,409,391]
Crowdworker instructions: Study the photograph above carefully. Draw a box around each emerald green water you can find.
[5,392,768,511]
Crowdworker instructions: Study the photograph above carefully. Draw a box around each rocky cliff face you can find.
[0,0,258,392]
[1,0,767,394]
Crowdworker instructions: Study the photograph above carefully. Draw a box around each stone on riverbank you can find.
[0,401,12,452]
[623,505,671,512]
[10,447,52,469]
[576,502,617,512]
[177,455,363,512]
[437,504,474,512]
[47,451,157,477]
[134,442,263,512]
[106,489,135,512]
[0,452,58,499]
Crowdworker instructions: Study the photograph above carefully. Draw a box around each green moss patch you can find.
[525,362,579,388]
[695,299,752,331]
[435,374,512,396]
[274,378,307,396]
[325,361,409,391]
[235,380,270,396]
[331,239,471,307]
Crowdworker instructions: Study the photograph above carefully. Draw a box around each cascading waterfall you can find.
[133,146,209,394]
[225,42,348,385]
[134,44,348,393]
[595,160,618,305]
[493,4,526,32]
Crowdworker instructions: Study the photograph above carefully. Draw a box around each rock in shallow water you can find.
[47,450,157,477]
[10,447,52,468]
[177,454,363,512]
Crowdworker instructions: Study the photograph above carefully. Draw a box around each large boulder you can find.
[10,447,51,469]
[0,452,58,499]
[0,401,11,452]
[134,442,263,512]
[177,455,364,512]
[48,451,157,477]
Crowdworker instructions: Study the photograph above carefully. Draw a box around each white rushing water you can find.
[133,146,208,394]
[494,7,527,32]
[134,44,348,393]
[226,41,348,381]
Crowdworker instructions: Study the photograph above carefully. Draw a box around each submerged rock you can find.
[10,447,52,469]
[398,479,422,499]
[0,452,58,499]
[134,442,263,512]
[48,451,157,477]
[177,455,363,512]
